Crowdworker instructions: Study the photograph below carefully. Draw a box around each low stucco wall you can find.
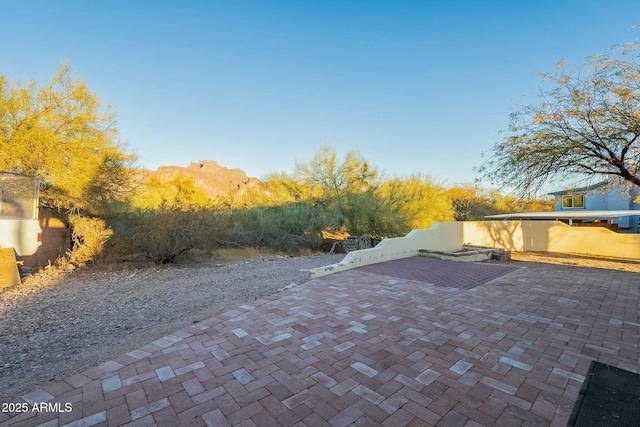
[463,220,640,259]
[309,220,640,278]
[308,222,463,278]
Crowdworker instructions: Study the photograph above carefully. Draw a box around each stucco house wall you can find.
[550,181,640,230]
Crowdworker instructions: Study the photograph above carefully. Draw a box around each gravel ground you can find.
[0,251,344,402]
[511,251,640,272]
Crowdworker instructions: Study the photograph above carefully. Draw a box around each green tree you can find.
[448,185,555,220]
[237,172,306,207]
[0,65,134,212]
[294,144,377,199]
[378,174,453,232]
[448,185,498,221]
[131,173,213,210]
[481,44,640,196]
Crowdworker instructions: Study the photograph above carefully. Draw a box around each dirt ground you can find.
[511,251,640,272]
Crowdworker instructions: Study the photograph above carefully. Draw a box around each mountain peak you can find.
[149,160,260,198]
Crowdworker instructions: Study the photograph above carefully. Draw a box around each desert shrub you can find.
[226,202,337,253]
[319,182,450,238]
[335,192,408,237]
[375,174,454,231]
[67,214,113,264]
[107,207,228,264]
[130,173,213,211]
[97,232,137,263]
[133,210,193,263]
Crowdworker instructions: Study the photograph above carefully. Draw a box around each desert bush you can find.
[226,202,336,253]
[106,207,228,264]
[131,173,213,211]
[133,210,193,263]
[376,174,454,231]
[314,175,453,238]
[67,214,113,264]
[333,192,405,237]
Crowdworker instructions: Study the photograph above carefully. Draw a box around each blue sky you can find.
[2,1,639,187]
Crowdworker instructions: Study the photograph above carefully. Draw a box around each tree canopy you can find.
[262,146,454,236]
[448,184,553,220]
[481,44,640,196]
[0,65,134,213]
[294,144,377,199]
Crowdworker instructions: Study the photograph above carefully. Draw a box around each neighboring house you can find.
[486,180,640,233]
[548,181,640,232]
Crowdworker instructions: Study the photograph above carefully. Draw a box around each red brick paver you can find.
[1,257,639,426]
[358,257,517,289]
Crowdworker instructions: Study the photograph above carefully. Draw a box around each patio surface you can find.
[1,257,639,427]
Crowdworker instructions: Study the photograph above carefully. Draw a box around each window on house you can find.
[562,194,584,208]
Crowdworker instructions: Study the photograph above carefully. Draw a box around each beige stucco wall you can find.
[308,220,640,278]
[543,222,640,258]
[461,221,525,251]
[462,220,640,259]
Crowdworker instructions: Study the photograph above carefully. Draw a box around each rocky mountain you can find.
[144,160,260,199]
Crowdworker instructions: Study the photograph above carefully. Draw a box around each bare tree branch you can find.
[481,43,640,196]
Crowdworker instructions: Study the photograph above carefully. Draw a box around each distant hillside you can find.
[143,160,260,199]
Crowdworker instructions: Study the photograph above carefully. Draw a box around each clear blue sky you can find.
[2,1,639,186]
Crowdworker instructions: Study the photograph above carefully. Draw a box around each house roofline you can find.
[485,209,640,220]
[547,180,608,195]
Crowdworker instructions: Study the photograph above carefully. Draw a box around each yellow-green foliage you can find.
[377,174,454,230]
[68,214,113,264]
[226,203,333,253]
[231,172,305,207]
[0,65,135,213]
[107,207,230,263]
[131,173,213,210]
[246,148,454,238]
[448,185,497,221]
[481,43,640,195]
[448,184,554,221]
[294,144,377,199]
[2,66,511,264]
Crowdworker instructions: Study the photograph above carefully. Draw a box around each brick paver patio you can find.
[1,257,639,426]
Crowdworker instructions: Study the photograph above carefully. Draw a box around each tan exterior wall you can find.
[461,221,525,251]
[309,220,640,278]
[462,220,640,259]
[17,207,70,267]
